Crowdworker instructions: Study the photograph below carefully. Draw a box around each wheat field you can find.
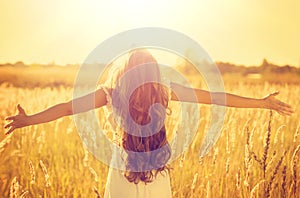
[0,79,299,197]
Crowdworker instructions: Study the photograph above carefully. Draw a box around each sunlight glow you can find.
[0,0,299,66]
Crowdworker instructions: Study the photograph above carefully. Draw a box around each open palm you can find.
[263,91,294,116]
[4,104,28,135]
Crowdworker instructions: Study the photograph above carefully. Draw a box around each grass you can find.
[0,76,299,197]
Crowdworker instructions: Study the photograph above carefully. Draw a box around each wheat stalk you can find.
[250,150,262,166]
[39,160,51,188]
[225,157,230,175]
[250,180,265,198]
[212,147,219,166]
[291,144,300,197]
[262,110,273,180]
[274,125,285,144]
[28,160,35,184]
[0,134,12,154]
[281,165,287,198]
[37,130,46,154]
[93,186,101,198]
[89,166,99,183]
[265,151,285,198]
[266,150,277,172]
[191,173,198,198]
[244,126,253,189]
[20,191,30,198]
[83,149,89,167]
[236,168,241,190]
[206,180,210,198]
[293,124,300,143]
[9,176,20,198]
[191,173,198,190]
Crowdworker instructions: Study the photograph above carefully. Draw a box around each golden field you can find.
[0,65,300,198]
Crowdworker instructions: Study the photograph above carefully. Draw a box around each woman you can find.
[4,50,294,197]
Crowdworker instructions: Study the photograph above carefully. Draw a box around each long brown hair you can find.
[111,49,171,184]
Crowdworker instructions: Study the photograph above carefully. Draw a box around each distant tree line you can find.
[216,59,300,75]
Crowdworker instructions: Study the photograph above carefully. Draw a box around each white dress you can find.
[104,168,172,198]
[100,84,173,198]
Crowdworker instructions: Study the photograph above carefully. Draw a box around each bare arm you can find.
[170,82,294,116]
[4,88,108,135]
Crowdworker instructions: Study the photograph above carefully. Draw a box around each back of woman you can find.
[102,49,172,197]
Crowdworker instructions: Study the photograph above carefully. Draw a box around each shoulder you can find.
[96,85,114,107]
[97,85,113,95]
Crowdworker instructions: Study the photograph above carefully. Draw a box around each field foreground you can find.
[0,73,300,197]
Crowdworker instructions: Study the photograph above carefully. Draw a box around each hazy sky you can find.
[1,0,299,66]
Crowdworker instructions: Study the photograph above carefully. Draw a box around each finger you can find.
[281,110,292,116]
[271,91,280,96]
[276,100,292,109]
[281,108,294,116]
[17,104,25,114]
[271,103,290,116]
[282,104,294,113]
[4,122,13,129]
[5,126,16,135]
[275,101,294,114]
[276,110,285,116]
[277,107,293,116]
[275,107,288,116]
[5,116,15,121]
[283,107,295,114]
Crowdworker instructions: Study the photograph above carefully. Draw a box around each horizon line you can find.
[0,59,299,68]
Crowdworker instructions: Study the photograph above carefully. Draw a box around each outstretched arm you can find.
[4,88,108,135]
[170,82,294,116]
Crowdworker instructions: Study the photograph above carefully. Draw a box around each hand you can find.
[4,104,29,135]
[263,91,294,116]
